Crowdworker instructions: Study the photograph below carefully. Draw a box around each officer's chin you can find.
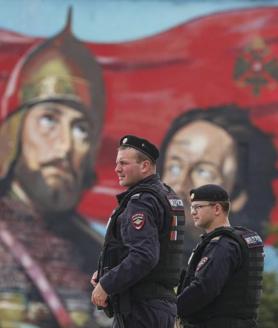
[118,178,126,186]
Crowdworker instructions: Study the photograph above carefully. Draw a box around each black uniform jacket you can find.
[100,174,166,295]
[177,233,242,317]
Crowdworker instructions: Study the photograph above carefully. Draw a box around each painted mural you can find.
[0,1,277,327]
[0,10,107,328]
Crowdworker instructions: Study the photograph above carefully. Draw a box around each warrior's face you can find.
[13,101,93,213]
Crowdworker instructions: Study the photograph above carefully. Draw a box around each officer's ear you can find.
[141,159,152,173]
[214,203,222,216]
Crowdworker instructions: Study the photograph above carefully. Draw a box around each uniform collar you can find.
[201,226,232,240]
[116,174,159,203]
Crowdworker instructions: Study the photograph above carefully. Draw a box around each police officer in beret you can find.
[177,184,264,328]
[91,135,185,328]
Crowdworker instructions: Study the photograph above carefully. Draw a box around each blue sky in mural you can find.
[0,0,277,42]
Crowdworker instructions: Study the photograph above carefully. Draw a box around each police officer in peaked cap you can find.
[91,135,186,328]
[177,184,264,328]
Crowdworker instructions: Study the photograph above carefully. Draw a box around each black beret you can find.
[120,135,159,162]
[190,184,229,202]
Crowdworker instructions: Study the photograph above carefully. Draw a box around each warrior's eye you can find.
[169,164,181,177]
[72,123,89,142]
[39,114,56,129]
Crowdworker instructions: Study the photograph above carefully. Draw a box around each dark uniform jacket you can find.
[177,226,264,328]
[99,174,185,308]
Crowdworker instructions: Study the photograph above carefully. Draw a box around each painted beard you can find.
[13,157,84,214]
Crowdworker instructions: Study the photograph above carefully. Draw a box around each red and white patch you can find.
[196,257,209,272]
[169,216,178,241]
[131,213,145,230]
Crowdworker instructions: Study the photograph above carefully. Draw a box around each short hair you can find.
[158,104,277,235]
[218,201,230,214]
[205,201,230,214]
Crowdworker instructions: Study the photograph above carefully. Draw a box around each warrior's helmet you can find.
[0,10,105,185]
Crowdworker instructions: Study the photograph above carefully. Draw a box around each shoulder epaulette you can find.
[130,193,141,199]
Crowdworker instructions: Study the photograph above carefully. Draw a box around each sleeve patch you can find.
[168,197,184,211]
[196,256,209,272]
[131,213,145,230]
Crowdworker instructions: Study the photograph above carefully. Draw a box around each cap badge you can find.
[190,193,195,200]
[122,137,128,144]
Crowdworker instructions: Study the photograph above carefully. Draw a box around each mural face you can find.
[14,103,91,212]
[163,121,238,202]
[162,120,239,243]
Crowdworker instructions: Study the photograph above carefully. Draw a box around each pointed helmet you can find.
[0,9,105,180]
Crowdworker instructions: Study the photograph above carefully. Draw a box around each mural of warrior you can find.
[0,11,107,328]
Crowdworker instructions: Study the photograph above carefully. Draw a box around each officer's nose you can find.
[115,163,121,173]
[190,206,197,215]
